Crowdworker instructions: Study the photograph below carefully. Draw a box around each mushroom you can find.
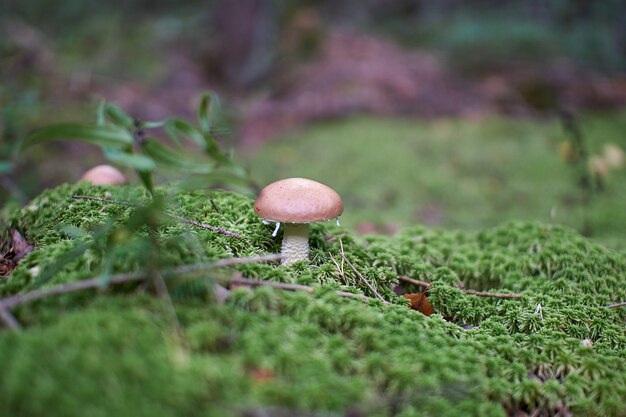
[254,178,343,265]
[81,165,127,185]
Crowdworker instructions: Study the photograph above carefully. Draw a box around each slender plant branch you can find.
[225,276,374,302]
[166,213,241,238]
[72,195,135,206]
[147,223,186,344]
[398,276,431,289]
[0,306,21,330]
[72,195,241,238]
[461,289,523,299]
[397,275,522,299]
[606,301,626,309]
[0,254,281,312]
[0,253,378,331]
[339,252,388,304]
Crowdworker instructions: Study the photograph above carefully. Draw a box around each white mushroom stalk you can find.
[281,223,309,264]
[254,178,344,266]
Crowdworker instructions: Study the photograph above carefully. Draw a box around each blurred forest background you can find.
[1,0,626,246]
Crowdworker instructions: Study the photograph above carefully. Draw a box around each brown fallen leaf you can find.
[248,367,275,384]
[0,229,33,277]
[403,292,434,316]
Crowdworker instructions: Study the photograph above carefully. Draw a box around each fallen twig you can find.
[0,306,21,330]
[339,244,388,304]
[462,289,523,299]
[225,276,374,302]
[0,253,382,331]
[72,195,241,238]
[166,213,241,238]
[73,195,135,206]
[397,275,522,299]
[398,276,431,289]
[606,301,626,309]
[0,254,281,312]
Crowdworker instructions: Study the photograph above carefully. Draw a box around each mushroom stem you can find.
[281,223,309,265]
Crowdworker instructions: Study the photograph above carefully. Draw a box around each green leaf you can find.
[164,118,206,149]
[140,120,166,129]
[137,170,154,196]
[96,100,106,126]
[197,91,221,134]
[141,138,213,174]
[104,149,156,171]
[21,123,133,150]
[105,103,135,129]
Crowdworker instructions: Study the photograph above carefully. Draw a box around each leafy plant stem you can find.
[397,275,523,298]
[147,219,186,346]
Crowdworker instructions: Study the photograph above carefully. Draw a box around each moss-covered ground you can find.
[0,183,625,416]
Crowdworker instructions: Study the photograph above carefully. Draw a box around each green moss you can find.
[1,183,625,416]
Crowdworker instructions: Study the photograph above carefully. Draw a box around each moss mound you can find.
[0,184,625,417]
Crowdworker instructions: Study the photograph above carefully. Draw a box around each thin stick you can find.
[339,252,388,304]
[72,195,241,238]
[397,275,522,299]
[164,254,281,275]
[606,301,626,309]
[0,306,21,330]
[462,289,523,299]
[226,276,374,302]
[166,213,241,238]
[0,253,373,331]
[73,195,135,206]
[398,276,431,289]
[0,254,281,310]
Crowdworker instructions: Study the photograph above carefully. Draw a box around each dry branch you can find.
[0,254,281,312]
[225,276,374,302]
[461,289,523,299]
[0,252,385,331]
[398,275,431,289]
[397,275,522,299]
[0,306,21,330]
[339,253,389,304]
[606,301,626,309]
[166,213,241,238]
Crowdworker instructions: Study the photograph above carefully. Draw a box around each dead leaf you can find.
[0,229,33,277]
[248,367,275,384]
[403,292,434,316]
[10,229,33,261]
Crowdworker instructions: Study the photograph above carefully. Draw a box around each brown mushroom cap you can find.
[81,165,127,185]
[254,178,343,223]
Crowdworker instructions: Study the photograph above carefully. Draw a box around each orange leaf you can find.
[248,367,275,384]
[403,293,434,316]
